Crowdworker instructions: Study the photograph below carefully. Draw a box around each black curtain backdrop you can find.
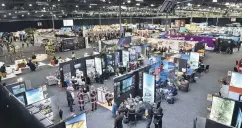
[0,18,241,32]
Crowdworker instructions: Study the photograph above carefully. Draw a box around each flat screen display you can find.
[26,87,44,105]
[12,84,26,95]
[143,73,155,103]
[17,95,25,105]
[63,19,74,26]
[65,113,87,128]
[230,72,242,88]
[118,36,131,47]
[122,51,129,67]
[122,77,133,93]
[209,96,235,126]
[95,57,102,75]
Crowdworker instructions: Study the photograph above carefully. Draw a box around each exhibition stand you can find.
[59,53,107,85]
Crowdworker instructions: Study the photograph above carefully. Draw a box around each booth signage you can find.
[143,73,155,103]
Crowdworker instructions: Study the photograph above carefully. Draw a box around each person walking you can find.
[114,112,124,128]
[71,52,76,60]
[153,107,163,128]
[90,86,97,111]
[66,86,75,112]
[146,105,154,128]
[77,88,85,111]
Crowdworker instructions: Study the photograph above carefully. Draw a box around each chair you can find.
[128,111,136,127]
[200,65,205,72]
[205,65,210,73]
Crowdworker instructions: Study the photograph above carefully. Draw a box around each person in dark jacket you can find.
[0,64,6,74]
[153,107,163,128]
[27,60,36,71]
[66,89,74,112]
[114,112,124,128]
[146,105,154,128]
[90,86,97,111]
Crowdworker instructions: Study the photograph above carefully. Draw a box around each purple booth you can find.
[166,35,215,48]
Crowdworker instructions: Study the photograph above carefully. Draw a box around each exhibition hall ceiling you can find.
[0,0,242,21]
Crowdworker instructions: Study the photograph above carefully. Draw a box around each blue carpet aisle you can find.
[2,49,242,128]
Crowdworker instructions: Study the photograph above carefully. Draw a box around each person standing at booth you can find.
[90,86,97,111]
[71,52,76,60]
[77,88,85,111]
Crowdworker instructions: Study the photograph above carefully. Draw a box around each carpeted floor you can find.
[2,48,242,128]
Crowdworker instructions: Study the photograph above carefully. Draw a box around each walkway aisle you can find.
[86,50,242,128]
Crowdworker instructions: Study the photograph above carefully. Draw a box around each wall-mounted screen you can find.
[118,36,131,47]
[143,73,155,103]
[95,57,102,75]
[122,51,129,67]
[209,96,235,126]
[12,83,26,95]
[86,59,95,77]
[230,72,242,88]
[65,113,87,128]
[63,19,74,26]
[26,87,44,105]
[122,77,133,93]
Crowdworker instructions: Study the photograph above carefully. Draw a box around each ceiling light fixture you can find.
[4,15,6,17]
[213,0,217,2]
[151,4,154,7]
[76,5,78,7]
[109,1,111,3]
[136,3,140,6]
[123,2,125,4]
[89,5,92,8]
[187,3,192,6]
[8,13,11,15]
[90,4,97,5]
[29,4,32,6]
[58,0,60,1]
[43,7,45,10]
[197,4,200,7]
[41,14,44,17]
[27,13,30,15]
[127,0,131,3]
[22,15,24,17]
[225,2,229,5]
[2,3,5,6]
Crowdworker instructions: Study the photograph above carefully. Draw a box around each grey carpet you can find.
[3,48,242,128]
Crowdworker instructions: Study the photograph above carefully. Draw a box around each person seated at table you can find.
[136,105,145,120]
[76,76,85,90]
[127,105,136,121]
[85,75,91,85]
[31,53,37,59]
[27,60,36,71]
[94,71,100,83]
[105,91,113,106]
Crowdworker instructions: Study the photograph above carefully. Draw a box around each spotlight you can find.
[151,4,154,7]
[22,15,24,17]
[8,13,11,15]
[89,5,92,8]
[27,13,30,15]
[29,4,32,6]
[127,0,131,3]
[4,15,6,17]
[136,3,140,6]
[2,3,5,6]
[76,5,78,7]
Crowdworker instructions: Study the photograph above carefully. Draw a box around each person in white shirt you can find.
[76,76,85,88]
